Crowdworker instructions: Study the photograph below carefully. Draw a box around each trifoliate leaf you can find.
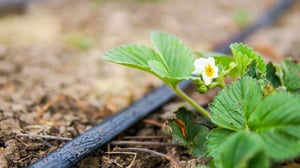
[214,131,269,168]
[166,107,210,157]
[210,76,263,131]
[104,32,195,86]
[230,43,266,76]
[282,60,300,93]
[151,31,195,79]
[248,92,300,160]
[210,76,300,162]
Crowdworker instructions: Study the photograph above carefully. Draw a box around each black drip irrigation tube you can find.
[28,0,294,167]
[0,0,28,16]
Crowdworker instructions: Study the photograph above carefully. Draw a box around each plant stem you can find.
[173,85,210,118]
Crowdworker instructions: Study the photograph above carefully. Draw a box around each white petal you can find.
[193,68,202,75]
[193,67,203,74]
[202,73,212,85]
[207,57,215,66]
[211,66,218,78]
[194,58,206,68]
[193,58,206,75]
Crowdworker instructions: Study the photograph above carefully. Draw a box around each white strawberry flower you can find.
[193,57,218,85]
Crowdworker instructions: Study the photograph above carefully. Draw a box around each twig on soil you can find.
[122,135,171,140]
[111,159,123,167]
[105,151,137,168]
[15,137,29,147]
[38,138,53,148]
[142,119,164,127]
[110,140,180,147]
[17,133,72,141]
[116,147,183,168]
[107,144,111,160]
[37,94,87,120]
[16,154,32,163]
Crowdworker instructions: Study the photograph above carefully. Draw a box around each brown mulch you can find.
[0,0,299,167]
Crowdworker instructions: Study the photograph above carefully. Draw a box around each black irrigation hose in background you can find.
[215,0,294,54]
[28,0,294,167]
[0,0,28,16]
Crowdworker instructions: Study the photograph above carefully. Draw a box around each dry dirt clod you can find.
[3,139,20,165]
[0,153,9,168]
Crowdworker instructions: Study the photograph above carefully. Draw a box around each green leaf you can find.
[167,107,210,157]
[207,128,233,158]
[195,51,227,57]
[246,60,258,78]
[210,76,300,161]
[210,76,263,131]
[104,32,195,86]
[266,62,281,88]
[214,131,269,168]
[214,56,235,70]
[103,44,164,72]
[248,92,300,160]
[148,60,170,78]
[151,32,195,81]
[230,43,266,76]
[282,60,300,92]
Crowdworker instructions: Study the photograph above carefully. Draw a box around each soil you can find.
[0,0,299,167]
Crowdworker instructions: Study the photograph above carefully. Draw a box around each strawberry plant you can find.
[104,32,300,168]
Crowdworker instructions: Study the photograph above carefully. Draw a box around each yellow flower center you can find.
[205,64,214,77]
